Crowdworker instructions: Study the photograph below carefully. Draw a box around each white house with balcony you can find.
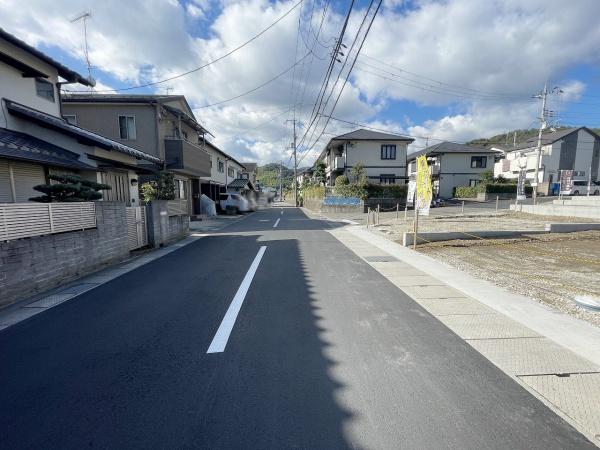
[199,140,247,201]
[315,129,414,186]
[407,142,502,198]
[492,127,600,195]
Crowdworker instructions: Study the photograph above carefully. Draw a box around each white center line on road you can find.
[207,246,267,354]
[273,218,280,228]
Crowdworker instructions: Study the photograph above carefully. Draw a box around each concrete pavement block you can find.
[438,314,541,339]
[386,275,445,287]
[520,373,600,442]
[468,337,599,376]
[415,297,496,316]
[400,285,466,299]
[24,293,75,308]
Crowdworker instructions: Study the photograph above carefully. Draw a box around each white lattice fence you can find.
[125,206,148,250]
[0,202,96,241]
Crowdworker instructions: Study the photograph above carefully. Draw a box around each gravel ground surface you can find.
[414,231,600,328]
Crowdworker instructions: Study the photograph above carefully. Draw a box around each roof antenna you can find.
[165,87,174,95]
[71,11,94,91]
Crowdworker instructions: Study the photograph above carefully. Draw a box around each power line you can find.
[359,53,532,99]
[64,0,304,93]
[197,52,311,108]
[297,0,383,166]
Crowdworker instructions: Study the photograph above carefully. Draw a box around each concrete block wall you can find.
[0,202,129,308]
[146,200,189,248]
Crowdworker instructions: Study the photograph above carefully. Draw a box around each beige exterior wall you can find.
[63,103,160,158]
[0,39,61,124]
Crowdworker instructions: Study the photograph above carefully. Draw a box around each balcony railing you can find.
[164,139,211,177]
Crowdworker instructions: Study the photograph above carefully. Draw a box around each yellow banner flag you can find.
[415,155,432,215]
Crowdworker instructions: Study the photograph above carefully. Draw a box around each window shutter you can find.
[0,160,13,202]
[12,162,45,202]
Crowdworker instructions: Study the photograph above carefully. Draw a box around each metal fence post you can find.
[396,203,399,220]
[377,204,380,225]
[404,203,408,220]
[461,200,465,214]
[495,195,499,212]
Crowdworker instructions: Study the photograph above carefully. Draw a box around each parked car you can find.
[219,193,250,213]
[567,180,600,196]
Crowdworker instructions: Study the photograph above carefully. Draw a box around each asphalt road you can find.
[0,206,595,449]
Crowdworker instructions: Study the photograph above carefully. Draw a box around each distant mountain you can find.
[467,126,600,148]
[256,164,295,189]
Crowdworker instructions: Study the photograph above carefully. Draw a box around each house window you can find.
[469,179,480,187]
[118,115,136,140]
[381,145,397,160]
[380,174,396,185]
[63,115,77,125]
[182,130,188,141]
[228,167,235,178]
[217,159,224,173]
[210,157,213,168]
[35,78,55,102]
[471,156,487,168]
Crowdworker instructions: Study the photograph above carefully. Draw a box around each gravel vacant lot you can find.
[415,231,600,328]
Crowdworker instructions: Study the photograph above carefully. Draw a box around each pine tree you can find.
[30,174,111,203]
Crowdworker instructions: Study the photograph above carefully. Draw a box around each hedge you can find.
[302,185,326,199]
[366,184,408,199]
[483,183,533,194]
[454,183,533,198]
[454,186,479,198]
[333,184,368,199]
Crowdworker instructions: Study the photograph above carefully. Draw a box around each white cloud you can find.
[1,0,599,164]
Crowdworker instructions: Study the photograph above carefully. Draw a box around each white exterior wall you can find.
[201,145,245,187]
[495,129,599,184]
[0,39,61,127]
[437,153,495,198]
[337,140,408,184]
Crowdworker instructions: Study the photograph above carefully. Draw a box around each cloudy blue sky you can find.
[2,0,600,165]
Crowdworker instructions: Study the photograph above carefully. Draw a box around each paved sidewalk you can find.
[329,225,600,446]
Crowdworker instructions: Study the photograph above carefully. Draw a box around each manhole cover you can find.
[364,255,397,262]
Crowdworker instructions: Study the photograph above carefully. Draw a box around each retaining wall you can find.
[511,203,600,220]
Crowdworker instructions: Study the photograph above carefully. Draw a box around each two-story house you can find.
[199,140,246,201]
[315,129,414,186]
[492,127,600,195]
[62,94,212,214]
[407,142,502,198]
[0,28,161,205]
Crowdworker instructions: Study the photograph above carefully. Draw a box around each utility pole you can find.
[279,160,283,202]
[286,119,299,207]
[532,82,548,205]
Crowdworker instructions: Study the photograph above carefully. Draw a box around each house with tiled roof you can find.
[0,28,161,205]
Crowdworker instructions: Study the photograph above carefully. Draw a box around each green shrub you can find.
[366,184,408,199]
[454,186,479,198]
[335,175,349,186]
[140,171,176,202]
[303,185,326,199]
[334,184,368,199]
